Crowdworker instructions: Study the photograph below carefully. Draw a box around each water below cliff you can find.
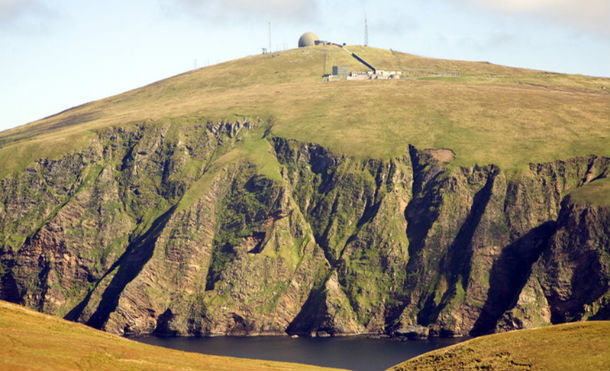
[134,335,465,371]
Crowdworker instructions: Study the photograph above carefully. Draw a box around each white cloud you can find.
[0,0,34,20]
[167,0,317,21]
[0,0,55,31]
[228,0,312,15]
[459,0,610,36]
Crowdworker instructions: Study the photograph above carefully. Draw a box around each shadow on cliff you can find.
[419,168,498,327]
[0,270,19,303]
[65,206,176,329]
[470,220,556,335]
[286,273,333,336]
[446,168,497,291]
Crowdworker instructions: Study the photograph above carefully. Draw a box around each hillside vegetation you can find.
[0,46,608,177]
[568,177,610,206]
[0,300,345,371]
[388,321,610,371]
[0,46,608,340]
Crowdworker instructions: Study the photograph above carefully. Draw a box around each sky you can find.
[0,0,608,133]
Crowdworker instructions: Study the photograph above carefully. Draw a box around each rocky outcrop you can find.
[1,120,608,338]
[496,196,610,331]
[394,325,430,340]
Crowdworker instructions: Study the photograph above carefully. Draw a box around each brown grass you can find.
[0,300,346,371]
[387,321,610,371]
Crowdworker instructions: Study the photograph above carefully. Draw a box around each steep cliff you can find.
[1,118,608,337]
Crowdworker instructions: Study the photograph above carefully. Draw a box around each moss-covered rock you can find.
[0,121,608,338]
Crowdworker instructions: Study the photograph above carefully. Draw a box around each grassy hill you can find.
[0,45,608,178]
[0,300,345,371]
[0,44,608,344]
[388,321,610,371]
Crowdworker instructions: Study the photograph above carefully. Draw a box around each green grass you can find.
[387,321,610,371]
[0,300,346,371]
[0,45,608,179]
[568,178,610,206]
[174,124,282,213]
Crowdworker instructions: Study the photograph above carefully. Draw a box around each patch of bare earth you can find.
[423,148,456,163]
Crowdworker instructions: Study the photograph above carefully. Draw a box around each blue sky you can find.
[1,0,608,133]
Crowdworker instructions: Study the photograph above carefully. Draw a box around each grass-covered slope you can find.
[0,300,345,371]
[568,177,610,206]
[388,321,610,371]
[0,45,608,339]
[0,45,608,178]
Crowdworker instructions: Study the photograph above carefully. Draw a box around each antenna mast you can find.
[364,15,368,46]
[268,22,272,52]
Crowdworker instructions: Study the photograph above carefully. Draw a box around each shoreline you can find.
[128,330,471,341]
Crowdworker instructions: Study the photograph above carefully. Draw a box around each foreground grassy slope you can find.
[0,45,608,178]
[0,300,345,371]
[388,321,610,371]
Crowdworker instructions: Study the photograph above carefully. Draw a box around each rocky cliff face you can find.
[1,120,608,337]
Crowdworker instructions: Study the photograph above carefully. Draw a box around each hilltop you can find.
[0,45,608,340]
[0,45,608,177]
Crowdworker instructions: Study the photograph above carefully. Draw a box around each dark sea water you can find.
[135,335,465,371]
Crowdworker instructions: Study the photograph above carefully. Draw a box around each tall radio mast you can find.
[268,22,272,52]
[364,15,368,46]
